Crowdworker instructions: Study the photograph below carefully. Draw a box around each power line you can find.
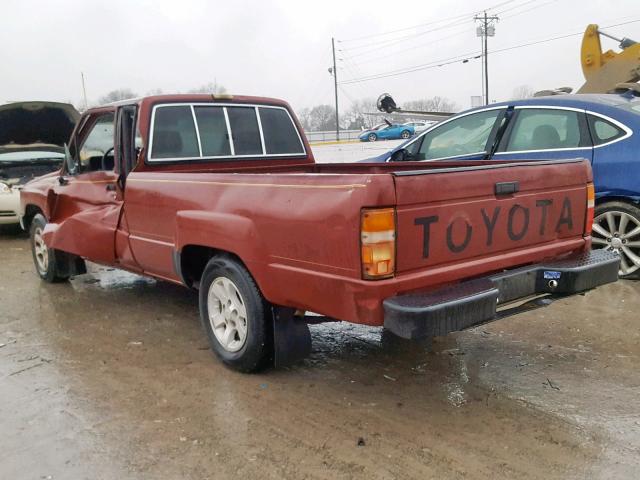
[500,0,558,19]
[342,26,472,66]
[338,18,640,85]
[339,18,473,55]
[340,51,482,85]
[338,0,520,44]
[340,0,538,72]
[494,0,539,15]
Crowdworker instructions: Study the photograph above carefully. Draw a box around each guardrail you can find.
[303,130,363,142]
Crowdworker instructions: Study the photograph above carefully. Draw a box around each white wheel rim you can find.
[592,210,640,275]
[402,131,410,138]
[207,277,248,352]
[369,134,376,141]
[33,227,49,274]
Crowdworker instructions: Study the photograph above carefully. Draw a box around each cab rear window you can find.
[149,103,305,161]
[259,107,305,155]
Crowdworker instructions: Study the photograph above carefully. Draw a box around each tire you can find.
[368,133,377,142]
[198,255,272,372]
[29,214,71,283]
[400,130,411,139]
[592,201,640,278]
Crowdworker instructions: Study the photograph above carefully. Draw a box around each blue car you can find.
[358,121,414,142]
[368,91,640,276]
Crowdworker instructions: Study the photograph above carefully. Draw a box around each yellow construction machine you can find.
[535,24,640,96]
[577,24,639,94]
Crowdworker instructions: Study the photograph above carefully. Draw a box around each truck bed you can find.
[121,157,592,326]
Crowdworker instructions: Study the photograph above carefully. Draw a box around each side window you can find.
[151,106,199,159]
[587,114,626,145]
[414,109,501,160]
[505,109,581,151]
[258,107,305,155]
[227,107,262,155]
[194,106,231,156]
[79,113,115,171]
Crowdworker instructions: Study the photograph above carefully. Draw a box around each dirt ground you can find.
[1,227,640,480]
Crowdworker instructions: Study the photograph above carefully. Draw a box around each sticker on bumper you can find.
[543,271,562,280]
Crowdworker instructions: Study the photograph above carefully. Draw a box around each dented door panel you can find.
[44,170,123,265]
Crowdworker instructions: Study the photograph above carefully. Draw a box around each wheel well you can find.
[179,245,247,289]
[22,205,44,231]
[596,196,640,207]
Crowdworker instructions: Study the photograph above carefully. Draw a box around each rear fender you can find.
[174,210,264,266]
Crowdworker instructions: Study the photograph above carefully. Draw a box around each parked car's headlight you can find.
[0,182,12,194]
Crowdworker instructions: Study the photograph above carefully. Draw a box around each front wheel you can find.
[592,201,640,277]
[400,130,411,139]
[198,256,272,372]
[368,133,377,142]
[29,214,71,282]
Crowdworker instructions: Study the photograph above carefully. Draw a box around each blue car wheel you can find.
[400,130,411,139]
[368,133,377,142]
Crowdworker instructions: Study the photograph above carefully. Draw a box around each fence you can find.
[303,129,363,143]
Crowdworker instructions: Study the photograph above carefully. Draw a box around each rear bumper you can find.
[383,249,620,340]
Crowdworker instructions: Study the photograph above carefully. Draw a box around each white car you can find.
[0,101,78,226]
[402,121,436,133]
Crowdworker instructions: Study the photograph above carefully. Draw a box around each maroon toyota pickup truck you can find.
[19,94,619,372]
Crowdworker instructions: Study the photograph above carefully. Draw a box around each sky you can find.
[2,0,640,113]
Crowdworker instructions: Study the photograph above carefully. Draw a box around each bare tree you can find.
[188,82,227,94]
[98,88,138,105]
[511,85,534,100]
[342,97,378,129]
[306,105,336,131]
[403,96,458,113]
[297,107,312,131]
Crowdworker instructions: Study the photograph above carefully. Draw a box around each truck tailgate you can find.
[393,159,590,274]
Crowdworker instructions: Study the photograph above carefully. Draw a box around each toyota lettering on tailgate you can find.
[414,196,575,259]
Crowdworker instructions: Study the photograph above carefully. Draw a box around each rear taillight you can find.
[361,208,396,279]
[585,183,595,235]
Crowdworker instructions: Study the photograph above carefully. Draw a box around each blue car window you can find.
[506,109,580,151]
[417,109,501,160]
[587,114,626,145]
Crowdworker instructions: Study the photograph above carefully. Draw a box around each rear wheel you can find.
[198,256,272,372]
[29,214,71,282]
[592,201,640,277]
[400,130,411,139]
[368,133,377,142]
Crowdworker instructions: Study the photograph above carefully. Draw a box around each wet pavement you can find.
[2,230,640,480]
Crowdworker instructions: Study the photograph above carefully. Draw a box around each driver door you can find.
[378,126,392,140]
[45,110,123,265]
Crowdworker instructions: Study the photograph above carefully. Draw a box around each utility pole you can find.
[331,37,340,141]
[474,12,498,105]
[81,72,88,111]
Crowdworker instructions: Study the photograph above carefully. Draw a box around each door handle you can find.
[495,181,519,195]
[106,183,117,192]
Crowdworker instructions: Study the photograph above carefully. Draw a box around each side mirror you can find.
[64,143,77,175]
